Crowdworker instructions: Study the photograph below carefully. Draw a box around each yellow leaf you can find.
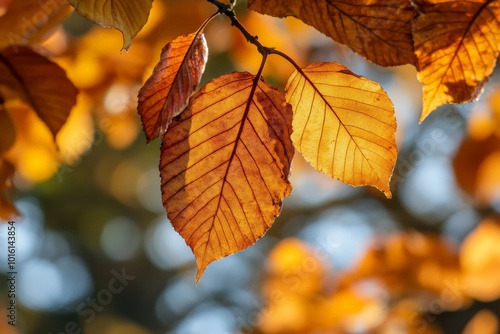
[285,62,397,198]
[0,0,71,48]
[462,310,499,334]
[412,0,500,121]
[0,46,78,138]
[160,72,294,281]
[461,218,500,301]
[248,0,416,67]
[68,0,153,51]
[138,32,208,142]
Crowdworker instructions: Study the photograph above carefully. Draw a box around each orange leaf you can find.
[247,0,416,67]
[0,103,15,154]
[285,62,397,197]
[460,218,500,301]
[0,46,78,138]
[412,0,500,121]
[160,72,294,281]
[0,0,71,48]
[138,32,208,142]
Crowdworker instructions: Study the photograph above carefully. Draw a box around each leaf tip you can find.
[121,36,132,52]
[195,258,209,283]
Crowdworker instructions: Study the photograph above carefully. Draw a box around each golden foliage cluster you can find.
[0,0,499,281]
[256,219,500,334]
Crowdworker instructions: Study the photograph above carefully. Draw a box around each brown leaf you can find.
[247,0,416,67]
[285,62,397,197]
[160,72,294,281]
[0,158,17,221]
[68,0,153,51]
[412,0,500,121]
[138,33,208,142]
[0,46,78,138]
[0,0,71,48]
[0,103,15,153]
[0,158,14,187]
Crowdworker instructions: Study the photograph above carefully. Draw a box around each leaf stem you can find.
[206,0,306,76]
[197,10,220,35]
[269,49,304,74]
[207,0,271,56]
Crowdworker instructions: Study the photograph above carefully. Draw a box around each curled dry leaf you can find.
[0,46,78,138]
[248,0,416,67]
[412,0,500,121]
[138,33,208,142]
[285,62,397,198]
[160,72,294,280]
[67,0,153,51]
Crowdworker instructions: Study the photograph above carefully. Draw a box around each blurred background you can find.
[1,0,500,333]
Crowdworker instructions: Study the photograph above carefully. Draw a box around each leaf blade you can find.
[0,46,78,138]
[160,72,294,281]
[67,0,153,50]
[248,0,416,67]
[412,0,500,121]
[286,62,397,197]
[138,33,208,142]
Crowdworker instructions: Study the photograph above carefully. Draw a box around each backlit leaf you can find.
[160,72,294,281]
[68,0,153,51]
[285,62,397,197]
[412,0,500,121]
[248,0,416,67]
[138,32,208,142]
[0,0,71,49]
[0,46,78,138]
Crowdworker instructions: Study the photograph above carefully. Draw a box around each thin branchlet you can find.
[206,0,306,77]
[207,0,271,56]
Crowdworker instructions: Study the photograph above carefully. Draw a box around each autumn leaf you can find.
[0,103,15,154]
[461,218,500,301]
[0,46,78,138]
[285,62,397,198]
[138,32,208,142]
[160,72,294,280]
[412,0,500,121]
[68,0,153,51]
[0,158,17,220]
[0,0,71,49]
[247,0,416,67]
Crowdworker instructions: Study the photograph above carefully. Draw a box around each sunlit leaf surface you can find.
[286,62,397,197]
[160,72,294,280]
